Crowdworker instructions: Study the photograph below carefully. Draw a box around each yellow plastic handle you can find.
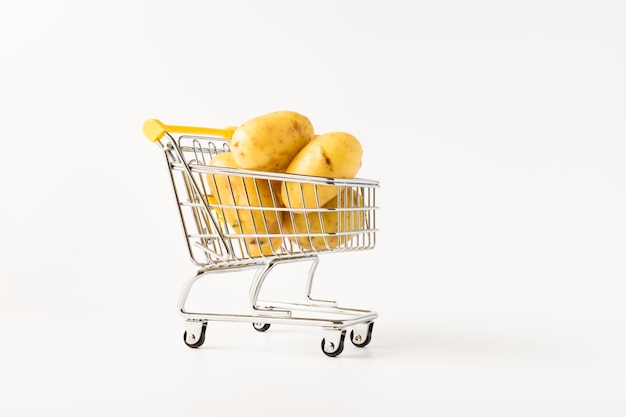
[143,119,236,142]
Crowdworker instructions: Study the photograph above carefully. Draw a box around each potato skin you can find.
[281,131,363,209]
[206,152,283,256]
[230,110,314,172]
[282,189,364,251]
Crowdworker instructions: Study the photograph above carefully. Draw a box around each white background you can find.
[1,1,625,416]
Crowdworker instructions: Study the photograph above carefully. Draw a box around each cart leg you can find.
[304,256,337,307]
[249,260,291,317]
[177,269,208,316]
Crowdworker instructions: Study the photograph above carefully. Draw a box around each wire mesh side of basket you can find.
[164,134,379,267]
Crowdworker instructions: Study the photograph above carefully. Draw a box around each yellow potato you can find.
[282,188,365,251]
[281,131,363,209]
[230,110,314,172]
[206,152,283,256]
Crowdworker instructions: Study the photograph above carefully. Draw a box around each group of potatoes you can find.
[205,110,365,255]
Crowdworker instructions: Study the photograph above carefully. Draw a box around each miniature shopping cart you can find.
[143,119,380,357]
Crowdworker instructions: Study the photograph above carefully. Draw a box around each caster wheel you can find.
[252,322,271,332]
[350,322,374,348]
[321,330,346,357]
[183,321,207,348]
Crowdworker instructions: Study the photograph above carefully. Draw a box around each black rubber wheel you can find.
[252,322,271,332]
[350,322,374,348]
[321,331,346,357]
[183,322,207,348]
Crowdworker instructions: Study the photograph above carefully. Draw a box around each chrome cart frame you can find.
[143,119,380,357]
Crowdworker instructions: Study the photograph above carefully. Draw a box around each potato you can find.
[282,188,365,251]
[281,131,363,209]
[206,152,283,256]
[230,110,314,172]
